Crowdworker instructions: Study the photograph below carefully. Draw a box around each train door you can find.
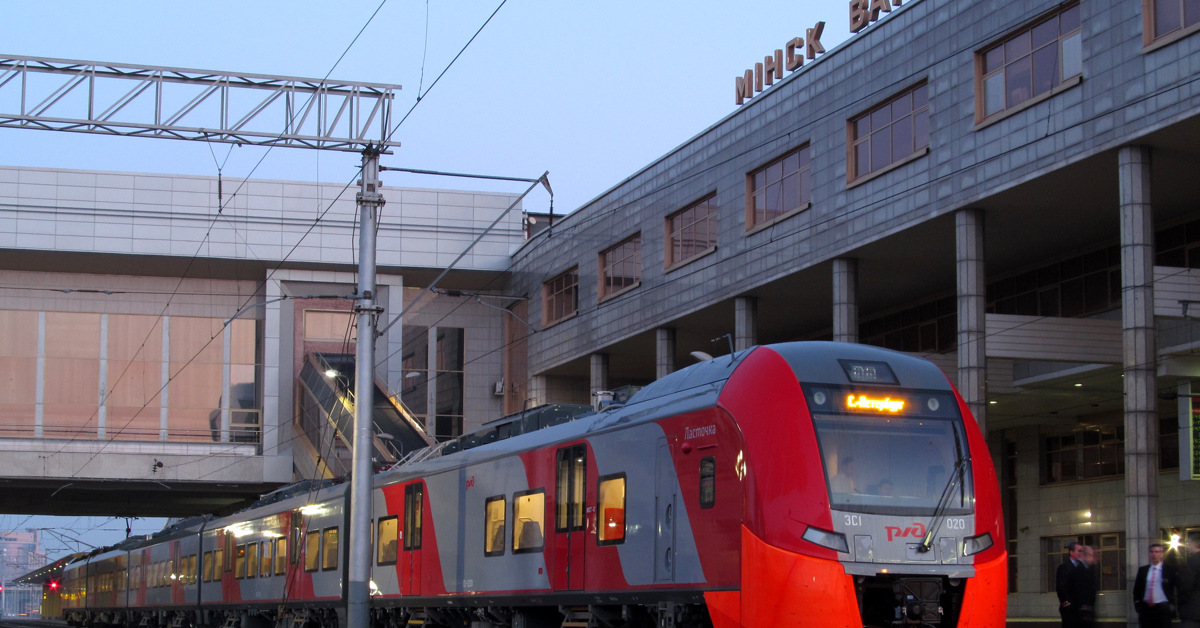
[401,481,423,595]
[553,444,587,590]
[654,438,677,583]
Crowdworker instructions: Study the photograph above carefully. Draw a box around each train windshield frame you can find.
[804,385,974,517]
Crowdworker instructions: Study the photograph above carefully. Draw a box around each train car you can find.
[62,341,1004,628]
[358,341,1005,627]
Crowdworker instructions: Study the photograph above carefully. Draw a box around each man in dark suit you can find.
[1057,541,1088,627]
[1133,542,1180,628]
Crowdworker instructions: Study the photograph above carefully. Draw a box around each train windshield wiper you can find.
[917,455,970,554]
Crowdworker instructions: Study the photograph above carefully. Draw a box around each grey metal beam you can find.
[0,54,401,151]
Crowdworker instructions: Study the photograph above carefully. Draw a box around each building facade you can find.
[0,166,525,516]
[502,0,1200,622]
[1,529,43,617]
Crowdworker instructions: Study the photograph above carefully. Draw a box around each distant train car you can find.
[62,342,1004,628]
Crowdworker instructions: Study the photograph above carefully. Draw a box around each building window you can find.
[543,267,579,325]
[1146,0,1200,44]
[666,194,718,268]
[1042,425,1125,484]
[988,246,1121,318]
[1042,533,1126,593]
[599,235,642,300]
[978,3,1081,122]
[434,327,465,442]
[861,295,957,354]
[746,145,811,229]
[849,83,929,182]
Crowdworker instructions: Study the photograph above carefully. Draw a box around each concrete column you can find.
[590,353,609,396]
[833,258,859,343]
[956,208,987,435]
[735,297,758,351]
[1120,145,1158,590]
[656,328,676,379]
[528,375,548,407]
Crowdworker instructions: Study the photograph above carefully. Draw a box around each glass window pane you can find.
[1005,55,1032,107]
[855,116,871,139]
[513,490,545,552]
[1032,44,1058,96]
[378,516,399,564]
[275,538,288,575]
[891,92,912,118]
[1005,31,1031,60]
[870,129,891,172]
[1061,33,1082,79]
[912,84,928,110]
[322,528,339,570]
[985,48,1005,76]
[485,498,506,556]
[304,531,320,572]
[598,477,626,543]
[1060,4,1080,32]
[984,73,1006,116]
[892,118,914,162]
[1032,18,1058,48]
[855,142,871,178]
[871,105,891,130]
[246,542,258,578]
[782,173,799,214]
[1157,0,1183,36]
[1187,0,1200,28]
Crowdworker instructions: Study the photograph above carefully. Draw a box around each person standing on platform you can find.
[1179,537,1200,628]
[1079,544,1098,627]
[1133,542,1180,628]
[1057,541,1087,628]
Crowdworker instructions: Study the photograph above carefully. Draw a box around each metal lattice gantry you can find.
[0,54,402,151]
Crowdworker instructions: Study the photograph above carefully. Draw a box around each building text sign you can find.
[735,22,826,105]
[850,0,905,33]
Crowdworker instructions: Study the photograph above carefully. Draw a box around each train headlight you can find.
[963,531,994,556]
[802,525,849,553]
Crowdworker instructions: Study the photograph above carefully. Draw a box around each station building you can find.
[501,0,1200,622]
[2,0,1200,623]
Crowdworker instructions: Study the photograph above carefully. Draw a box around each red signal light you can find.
[50,581,59,590]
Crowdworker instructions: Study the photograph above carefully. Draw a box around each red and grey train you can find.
[60,342,1006,628]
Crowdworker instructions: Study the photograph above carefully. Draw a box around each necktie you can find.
[1147,566,1158,604]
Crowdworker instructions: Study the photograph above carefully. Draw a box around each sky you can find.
[0,0,856,560]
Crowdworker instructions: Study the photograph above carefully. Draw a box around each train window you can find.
[260,542,272,577]
[235,545,247,579]
[404,483,424,551]
[512,489,546,553]
[700,457,716,509]
[306,530,323,571]
[275,537,288,575]
[555,445,586,532]
[214,546,224,576]
[246,542,258,578]
[117,568,127,591]
[322,527,340,570]
[187,555,198,584]
[203,552,213,582]
[132,564,142,590]
[377,516,399,565]
[484,496,506,556]
[597,474,626,545]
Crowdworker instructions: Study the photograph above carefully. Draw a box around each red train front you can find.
[708,342,1006,627]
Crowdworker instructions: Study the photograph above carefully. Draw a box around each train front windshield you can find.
[805,386,973,515]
